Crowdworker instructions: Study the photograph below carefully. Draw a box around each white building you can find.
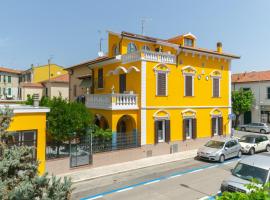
[232,70,270,124]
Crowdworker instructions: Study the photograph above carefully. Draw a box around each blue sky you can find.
[0,0,269,73]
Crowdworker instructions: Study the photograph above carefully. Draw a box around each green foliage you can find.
[0,106,14,139]
[232,89,254,127]
[25,95,50,107]
[25,94,33,105]
[217,180,270,200]
[0,146,72,200]
[91,125,112,141]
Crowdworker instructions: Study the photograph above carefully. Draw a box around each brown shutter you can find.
[219,117,223,135]
[213,78,219,97]
[154,121,159,144]
[165,120,170,143]
[98,68,103,88]
[192,118,197,139]
[157,73,166,96]
[185,76,193,96]
[182,119,186,141]
[211,118,215,137]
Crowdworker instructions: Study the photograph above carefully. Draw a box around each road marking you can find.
[199,191,222,200]
[81,158,240,200]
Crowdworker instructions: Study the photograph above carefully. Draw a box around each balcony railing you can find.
[121,50,176,64]
[86,93,138,110]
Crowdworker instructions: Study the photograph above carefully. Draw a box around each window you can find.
[3,88,6,95]
[97,68,104,88]
[183,118,197,140]
[142,45,150,51]
[7,76,11,83]
[211,117,223,136]
[0,75,1,82]
[7,88,11,96]
[154,120,170,143]
[156,72,167,96]
[184,75,193,96]
[267,87,270,99]
[45,87,48,97]
[213,78,220,97]
[112,45,119,56]
[127,43,137,53]
[3,75,6,83]
[184,38,194,47]
[73,85,77,97]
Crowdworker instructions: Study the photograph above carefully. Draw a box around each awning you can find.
[80,78,92,88]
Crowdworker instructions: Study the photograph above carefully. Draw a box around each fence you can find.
[46,132,141,160]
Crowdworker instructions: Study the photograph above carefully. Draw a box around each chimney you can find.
[217,42,222,53]
[33,93,40,107]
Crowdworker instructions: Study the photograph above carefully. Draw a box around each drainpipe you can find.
[118,33,124,55]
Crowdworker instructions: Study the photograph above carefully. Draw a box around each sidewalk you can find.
[57,149,198,183]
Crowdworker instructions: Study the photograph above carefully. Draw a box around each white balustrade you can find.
[86,93,138,110]
[122,50,176,64]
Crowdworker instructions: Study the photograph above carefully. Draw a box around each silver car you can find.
[239,122,270,134]
[197,138,242,163]
[221,154,270,193]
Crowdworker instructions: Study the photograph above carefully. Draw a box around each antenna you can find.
[140,18,152,35]
[98,30,104,52]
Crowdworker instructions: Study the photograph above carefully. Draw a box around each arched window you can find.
[112,45,119,56]
[142,45,150,51]
[127,43,137,53]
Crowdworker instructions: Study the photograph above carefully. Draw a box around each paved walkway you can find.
[57,149,198,183]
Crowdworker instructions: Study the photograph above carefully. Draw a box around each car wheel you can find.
[219,154,225,163]
[249,147,255,155]
[260,129,266,134]
[266,145,270,152]
[237,150,242,158]
[241,127,246,131]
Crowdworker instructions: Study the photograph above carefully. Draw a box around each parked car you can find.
[239,123,270,134]
[197,138,242,163]
[220,154,270,193]
[239,135,270,155]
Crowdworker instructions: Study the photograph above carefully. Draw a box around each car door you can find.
[231,140,240,157]
[261,136,269,150]
[224,141,233,158]
[255,137,264,152]
[247,123,254,132]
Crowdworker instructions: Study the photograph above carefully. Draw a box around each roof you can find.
[20,82,44,88]
[0,66,22,74]
[42,73,69,83]
[232,70,270,83]
[240,154,270,170]
[0,104,50,114]
[66,56,113,70]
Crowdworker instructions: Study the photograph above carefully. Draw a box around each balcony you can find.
[86,93,138,110]
[121,50,176,64]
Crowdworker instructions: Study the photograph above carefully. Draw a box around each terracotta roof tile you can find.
[42,74,69,83]
[0,67,22,74]
[20,82,44,88]
[232,70,270,83]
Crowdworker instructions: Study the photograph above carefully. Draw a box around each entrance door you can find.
[184,119,192,139]
[119,74,126,93]
[244,111,252,124]
[213,117,219,136]
[157,120,165,142]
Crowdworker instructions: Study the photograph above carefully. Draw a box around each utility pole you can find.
[140,18,152,35]
[48,58,51,82]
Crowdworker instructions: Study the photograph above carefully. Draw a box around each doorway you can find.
[184,118,192,139]
[157,120,165,142]
[244,111,252,124]
[119,74,126,93]
[212,117,219,136]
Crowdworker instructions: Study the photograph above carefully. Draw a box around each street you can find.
[72,131,270,200]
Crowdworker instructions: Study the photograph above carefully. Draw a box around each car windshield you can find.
[232,163,268,184]
[240,136,255,144]
[205,140,224,149]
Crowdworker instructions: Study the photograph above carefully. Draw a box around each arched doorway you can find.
[116,115,137,148]
[94,114,109,130]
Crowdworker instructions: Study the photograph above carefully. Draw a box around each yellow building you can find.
[69,31,239,149]
[2,104,49,174]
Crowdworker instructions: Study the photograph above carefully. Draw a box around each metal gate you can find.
[70,135,92,168]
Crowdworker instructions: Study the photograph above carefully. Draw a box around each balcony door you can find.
[119,74,126,93]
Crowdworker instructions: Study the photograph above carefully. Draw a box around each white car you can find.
[239,135,270,155]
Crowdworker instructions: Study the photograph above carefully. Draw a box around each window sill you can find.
[184,96,195,97]
[212,96,222,98]
[96,88,104,90]
[155,95,168,97]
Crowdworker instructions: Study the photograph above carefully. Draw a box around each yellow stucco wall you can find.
[7,113,47,174]
[33,64,68,83]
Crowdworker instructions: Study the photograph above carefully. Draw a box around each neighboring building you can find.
[68,31,239,150]
[232,70,270,124]
[19,82,44,101]
[20,64,68,83]
[41,74,69,100]
[0,67,22,100]
[2,104,50,174]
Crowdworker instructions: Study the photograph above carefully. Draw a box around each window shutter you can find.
[154,121,159,144]
[192,118,197,139]
[211,118,215,137]
[219,117,223,135]
[165,120,170,143]
[185,76,193,96]
[157,73,166,96]
[182,119,186,141]
[98,68,103,88]
[213,78,219,97]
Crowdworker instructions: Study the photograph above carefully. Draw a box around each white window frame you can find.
[156,119,165,142]
[184,74,194,97]
[155,71,168,96]
[212,77,221,97]
[184,118,193,139]
[127,42,137,53]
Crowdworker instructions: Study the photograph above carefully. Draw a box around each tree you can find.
[232,89,254,127]
[217,180,270,200]
[46,97,93,156]
[0,106,72,200]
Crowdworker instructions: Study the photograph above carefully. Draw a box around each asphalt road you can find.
[72,131,270,200]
